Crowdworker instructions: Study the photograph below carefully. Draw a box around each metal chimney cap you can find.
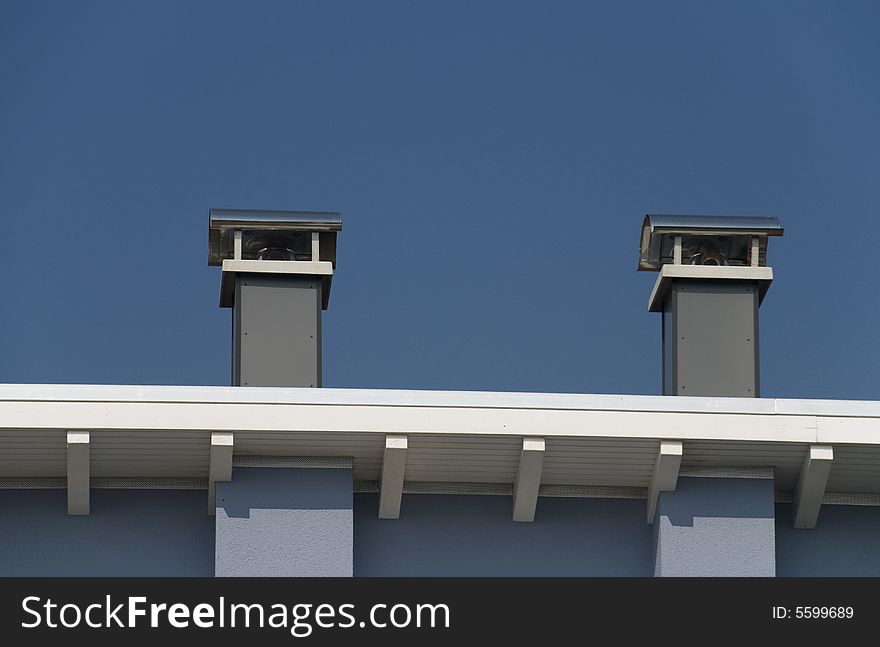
[209,207,341,233]
[643,214,783,236]
[639,214,783,271]
[208,208,342,266]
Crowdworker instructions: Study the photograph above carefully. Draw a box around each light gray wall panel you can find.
[215,467,352,576]
[653,476,775,576]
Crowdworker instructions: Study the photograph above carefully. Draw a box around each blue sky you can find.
[1,1,879,399]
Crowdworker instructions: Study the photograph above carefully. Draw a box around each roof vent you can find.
[639,214,784,398]
[208,208,343,388]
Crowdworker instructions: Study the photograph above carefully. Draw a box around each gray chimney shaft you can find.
[661,280,759,397]
[232,274,323,387]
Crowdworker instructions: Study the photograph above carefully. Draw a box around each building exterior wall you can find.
[5,489,880,576]
[775,503,880,576]
[353,493,653,576]
[653,477,776,576]
[0,489,214,576]
[215,467,353,577]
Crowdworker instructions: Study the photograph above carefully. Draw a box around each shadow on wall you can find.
[216,467,351,518]
[776,503,880,576]
[0,489,215,576]
[659,477,776,527]
[353,493,653,576]
[214,467,354,578]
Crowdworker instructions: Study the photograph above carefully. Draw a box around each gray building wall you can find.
[353,493,653,576]
[5,489,880,577]
[775,503,880,576]
[0,489,214,576]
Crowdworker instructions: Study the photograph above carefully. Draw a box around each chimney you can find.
[208,208,342,387]
[638,215,783,397]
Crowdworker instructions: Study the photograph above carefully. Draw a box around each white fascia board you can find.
[815,417,880,444]
[67,431,90,516]
[8,384,880,419]
[0,402,823,443]
[0,399,836,445]
[776,399,880,418]
[378,434,407,519]
[0,384,784,415]
[512,437,545,523]
[793,445,834,529]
